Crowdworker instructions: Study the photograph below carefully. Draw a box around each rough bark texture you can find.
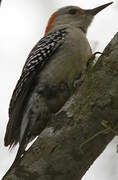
[3,32,118,180]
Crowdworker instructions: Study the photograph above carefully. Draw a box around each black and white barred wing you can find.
[4,29,66,147]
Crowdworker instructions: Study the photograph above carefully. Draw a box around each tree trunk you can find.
[3,32,118,180]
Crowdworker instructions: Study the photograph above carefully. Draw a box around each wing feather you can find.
[4,28,66,147]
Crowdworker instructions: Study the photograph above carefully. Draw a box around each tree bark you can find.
[3,32,118,180]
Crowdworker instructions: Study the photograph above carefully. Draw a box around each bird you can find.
[4,1,113,177]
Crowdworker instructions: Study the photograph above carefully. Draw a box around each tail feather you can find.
[3,94,51,179]
[2,134,27,179]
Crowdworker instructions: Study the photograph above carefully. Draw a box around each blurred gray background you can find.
[0,0,118,179]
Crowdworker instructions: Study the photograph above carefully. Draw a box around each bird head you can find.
[45,2,113,34]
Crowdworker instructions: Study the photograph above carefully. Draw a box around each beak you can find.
[86,2,113,15]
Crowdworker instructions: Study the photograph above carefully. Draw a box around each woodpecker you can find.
[4,2,113,176]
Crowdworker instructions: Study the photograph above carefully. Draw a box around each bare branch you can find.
[3,32,118,180]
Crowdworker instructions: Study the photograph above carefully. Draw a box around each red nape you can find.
[45,12,57,35]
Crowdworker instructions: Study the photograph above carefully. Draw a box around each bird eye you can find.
[69,9,77,15]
